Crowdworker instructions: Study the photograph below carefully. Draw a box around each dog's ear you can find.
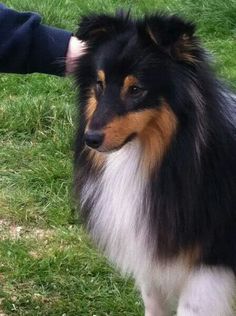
[138,14,199,63]
[77,11,130,43]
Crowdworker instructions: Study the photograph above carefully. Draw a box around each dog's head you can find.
[76,12,202,155]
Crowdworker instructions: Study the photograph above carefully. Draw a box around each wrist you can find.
[66,36,86,75]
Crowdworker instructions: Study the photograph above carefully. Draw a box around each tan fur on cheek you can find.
[102,110,156,151]
[139,103,177,173]
[85,101,177,171]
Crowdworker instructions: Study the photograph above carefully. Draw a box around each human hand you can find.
[66,36,86,75]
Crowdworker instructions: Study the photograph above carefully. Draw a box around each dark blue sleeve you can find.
[0,4,72,76]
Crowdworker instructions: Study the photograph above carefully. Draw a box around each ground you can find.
[0,0,236,315]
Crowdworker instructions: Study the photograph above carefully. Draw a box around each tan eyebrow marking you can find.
[121,75,139,98]
[97,70,106,87]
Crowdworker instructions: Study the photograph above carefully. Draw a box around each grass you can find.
[0,0,235,315]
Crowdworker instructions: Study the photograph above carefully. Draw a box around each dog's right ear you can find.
[137,14,199,63]
[77,12,130,43]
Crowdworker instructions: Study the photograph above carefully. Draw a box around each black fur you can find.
[74,12,236,273]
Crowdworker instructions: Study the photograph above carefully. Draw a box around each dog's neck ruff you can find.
[81,140,153,276]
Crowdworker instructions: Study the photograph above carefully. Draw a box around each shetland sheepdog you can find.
[73,11,236,315]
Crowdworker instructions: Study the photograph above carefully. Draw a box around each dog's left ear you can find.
[77,11,130,44]
[138,14,199,63]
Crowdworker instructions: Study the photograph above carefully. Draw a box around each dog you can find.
[73,11,236,315]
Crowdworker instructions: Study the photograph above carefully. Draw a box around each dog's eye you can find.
[128,85,146,97]
[96,80,104,94]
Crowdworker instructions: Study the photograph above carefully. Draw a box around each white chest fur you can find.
[81,140,152,277]
[81,140,190,297]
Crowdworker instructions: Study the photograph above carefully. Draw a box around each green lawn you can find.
[0,0,236,315]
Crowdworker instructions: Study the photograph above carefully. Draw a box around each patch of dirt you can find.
[0,219,54,241]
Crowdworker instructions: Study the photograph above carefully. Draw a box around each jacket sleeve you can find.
[0,4,72,76]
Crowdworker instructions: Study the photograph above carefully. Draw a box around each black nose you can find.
[84,130,104,149]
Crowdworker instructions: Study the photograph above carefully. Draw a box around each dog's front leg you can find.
[140,283,167,316]
[177,267,236,316]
